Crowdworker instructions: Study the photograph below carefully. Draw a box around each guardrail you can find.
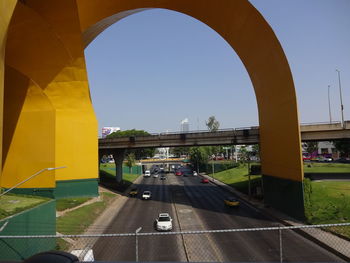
[99,120,349,139]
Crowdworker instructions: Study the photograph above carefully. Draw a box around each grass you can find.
[57,192,116,235]
[304,179,350,238]
[303,162,350,173]
[99,164,140,192]
[0,194,50,220]
[56,238,70,251]
[211,165,262,196]
[56,197,92,211]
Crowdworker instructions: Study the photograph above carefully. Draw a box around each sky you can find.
[85,0,350,135]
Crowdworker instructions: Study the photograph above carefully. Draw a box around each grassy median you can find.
[0,194,50,220]
[99,163,140,192]
[212,165,262,196]
[56,192,116,235]
[56,197,92,211]
[304,162,350,173]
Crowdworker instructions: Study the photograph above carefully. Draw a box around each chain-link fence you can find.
[1,223,350,262]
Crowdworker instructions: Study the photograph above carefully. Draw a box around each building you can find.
[101,127,121,138]
[180,118,189,132]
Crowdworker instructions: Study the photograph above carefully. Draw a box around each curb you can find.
[200,173,350,261]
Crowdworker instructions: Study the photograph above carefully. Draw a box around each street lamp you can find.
[0,166,66,197]
[336,69,345,128]
[328,85,332,124]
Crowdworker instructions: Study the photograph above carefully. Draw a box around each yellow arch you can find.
[0,0,304,217]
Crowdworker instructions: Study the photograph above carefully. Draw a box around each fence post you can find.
[135,227,142,262]
[279,228,283,263]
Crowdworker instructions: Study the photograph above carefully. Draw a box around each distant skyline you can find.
[85,0,350,135]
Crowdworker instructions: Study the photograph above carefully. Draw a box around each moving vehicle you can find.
[160,175,166,180]
[224,197,240,207]
[142,191,152,200]
[175,170,182,176]
[155,213,173,231]
[144,170,151,177]
[201,178,209,183]
[129,188,138,197]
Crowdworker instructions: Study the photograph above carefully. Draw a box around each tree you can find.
[125,153,136,174]
[170,147,190,157]
[189,147,208,172]
[206,116,220,132]
[106,129,150,138]
[304,142,318,155]
[107,129,155,159]
[333,140,350,158]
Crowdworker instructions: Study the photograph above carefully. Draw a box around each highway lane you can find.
[179,175,343,262]
[93,174,186,261]
[93,172,344,262]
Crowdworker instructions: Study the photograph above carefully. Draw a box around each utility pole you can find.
[336,69,345,128]
[328,85,332,124]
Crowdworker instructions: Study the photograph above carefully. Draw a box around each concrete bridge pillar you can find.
[112,149,126,183]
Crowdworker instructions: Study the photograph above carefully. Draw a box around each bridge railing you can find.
[1,222,349,262]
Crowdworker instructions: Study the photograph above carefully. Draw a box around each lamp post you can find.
[336,69,345,128]
[328,85,332,124]
[0,166,66,197]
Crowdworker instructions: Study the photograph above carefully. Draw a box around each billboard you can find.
[102,127,120,138]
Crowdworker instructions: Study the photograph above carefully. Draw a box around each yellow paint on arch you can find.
[0,0,303,193]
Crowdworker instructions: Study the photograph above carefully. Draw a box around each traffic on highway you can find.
[92,167,344,262]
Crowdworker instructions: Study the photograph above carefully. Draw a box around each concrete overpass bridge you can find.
[99,121,350,187]
[99,121,350,150]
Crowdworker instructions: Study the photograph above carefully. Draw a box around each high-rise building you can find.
[180,118,189,132]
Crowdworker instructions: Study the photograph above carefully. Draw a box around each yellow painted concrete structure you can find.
[0,0,304,215]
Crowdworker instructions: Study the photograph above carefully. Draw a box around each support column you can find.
[112,149,126,183]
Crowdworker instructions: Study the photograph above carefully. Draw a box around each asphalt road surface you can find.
[93,173,344,262]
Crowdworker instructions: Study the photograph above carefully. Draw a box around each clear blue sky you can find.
[85,0,350,134]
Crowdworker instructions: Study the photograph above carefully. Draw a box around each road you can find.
[93,172,344,262]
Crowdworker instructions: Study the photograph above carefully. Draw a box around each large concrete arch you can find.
[0,0,304,218]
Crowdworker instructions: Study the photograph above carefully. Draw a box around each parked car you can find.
[201,178,209,183]
[193,171,198,176]
[160,175,166,180]
[175,170,182,176]
[144,170,151,177]
[129,188,138,197]
[153,173,159,178]
[142,191,152,200]
[155,213,173,231]
[224,197,240,207]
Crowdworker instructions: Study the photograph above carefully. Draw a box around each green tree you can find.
[304,142,318,155]
[239,146,249,164]
[251,144,260,159]
[333,140,350,158]
[189,147,208,172]
[206,116,220,132]
[106,129,155,159]
[106,129,150,138]
[125,153,136,174]
[170,147,190,157]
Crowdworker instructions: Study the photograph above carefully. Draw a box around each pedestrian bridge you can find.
[99,121,350,150]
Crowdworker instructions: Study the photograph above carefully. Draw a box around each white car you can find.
[153,173,159,178]
[193,171,198,176]
[142,191,152,200]
[144,170,151,177]
[156,213,173,231]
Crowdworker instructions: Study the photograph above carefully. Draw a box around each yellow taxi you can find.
[224,197,240,207]
[129,188,138,197]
